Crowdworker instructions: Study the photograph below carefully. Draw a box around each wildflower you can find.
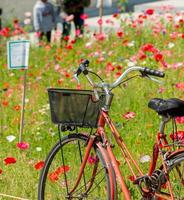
[65,44,73,50]
[0,169,2,175]
[4,157,17,165]
[88,155,97,165]
[24,18,31,25]
[94,33,106,41]
[55,166,70,174]
[2,100,9,107]
[80,13,88,20]
[14,105,21,111]
[117,30,124,38]
[141,43,156,53]
[154,53,163,62]
[123,112,136,120]
[63,35,70,41]
[75,29,81,36]
[175,82,184,91]
[97,18,103,25]
[49,172,59,182]
[175,116,184,124]
[57,78,63,85]
[170,131,184,145]
[158,87,165,93]
[112,13,119,18]
[6,135,16,142]
[16,142,29,150]
[34,161,45,170]
[0,27,10,37]
[106,62,115,72]
[145,8,154,15]
[128,175,135,182]
[140,155,151,163]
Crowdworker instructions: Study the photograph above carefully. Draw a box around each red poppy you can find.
[97,19,103,25]
[2,100,9,107]
[49,172,59,182]
[175,116,184,124]
[128,175,135,182]
[145,8,154,15]
[4,157,17,165]
[141,43,156,53]
[34,161,45,170]
[63,35,70,41]
[106,62,115,72]
[123,112,136,120]
[175,82,184,91]
[65,44,73,50]
[170,131,184,145]
[57,79,63,85]
[80,13,88,20]
[0,27,11,37]
[16,142,29,150]
[88,155,97,165]
[117,31,124,38]
[55,165,70,174]
[0,169,3,175]
[14,105,21,111]
[154,53,163,62]
[76,84,81,90]
[138,51,147,60]
[112,13,119,18]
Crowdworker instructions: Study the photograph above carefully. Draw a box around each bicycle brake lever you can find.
[146,74,164,84]
[73,73,80,84]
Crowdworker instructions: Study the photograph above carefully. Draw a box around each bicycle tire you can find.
[156,150,184,199]
[38,133,116,200]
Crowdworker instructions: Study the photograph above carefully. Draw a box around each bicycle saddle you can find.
[148,98,184,117]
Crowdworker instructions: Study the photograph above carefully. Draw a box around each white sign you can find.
[7,40,30,69]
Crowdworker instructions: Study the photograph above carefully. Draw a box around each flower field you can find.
[0,6,184,199]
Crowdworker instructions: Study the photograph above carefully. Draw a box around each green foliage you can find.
[0,10,184,199]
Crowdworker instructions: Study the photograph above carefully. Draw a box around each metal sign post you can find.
[7,40,30,142]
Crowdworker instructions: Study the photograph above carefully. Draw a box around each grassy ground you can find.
[0,9,184,199]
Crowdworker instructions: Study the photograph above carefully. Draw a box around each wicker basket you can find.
[48,88,113,128]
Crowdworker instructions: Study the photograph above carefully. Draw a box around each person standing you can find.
[59,0,91,38]
[33,0,56,43]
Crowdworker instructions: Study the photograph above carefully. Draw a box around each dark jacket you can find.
[60,0,90,14]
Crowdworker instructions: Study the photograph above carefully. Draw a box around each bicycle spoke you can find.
[38,134,113,200]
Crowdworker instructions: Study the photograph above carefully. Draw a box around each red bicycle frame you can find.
[70,109,183,200]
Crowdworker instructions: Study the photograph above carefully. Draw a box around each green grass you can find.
[0,10,184,199]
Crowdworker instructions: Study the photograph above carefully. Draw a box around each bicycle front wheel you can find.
[156,150,184,199]
[38,133,114,200]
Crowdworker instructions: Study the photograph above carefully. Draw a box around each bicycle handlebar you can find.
[74,60,165,91]
[140,67,165,78]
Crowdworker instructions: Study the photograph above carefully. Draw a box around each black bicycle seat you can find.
[148,98,184,117]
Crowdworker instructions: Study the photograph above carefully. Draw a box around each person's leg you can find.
[46,31,51,43]
[62,21,71,37]
[73,11,84,36]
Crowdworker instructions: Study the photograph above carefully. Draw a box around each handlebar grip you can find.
[141,67,165,78]
[75,60,89,76]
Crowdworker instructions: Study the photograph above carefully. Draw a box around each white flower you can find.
[6,135,16,142]
[36,147,42,152]
[168,42,175,49]
[24,18,31,25]
[127,41,135,47]
[140,155,151,163]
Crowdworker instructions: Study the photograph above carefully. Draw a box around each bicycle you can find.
[38,60,184,200]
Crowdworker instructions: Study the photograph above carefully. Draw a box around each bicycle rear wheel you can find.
[156,150,184,199]
[38,133,115,200]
